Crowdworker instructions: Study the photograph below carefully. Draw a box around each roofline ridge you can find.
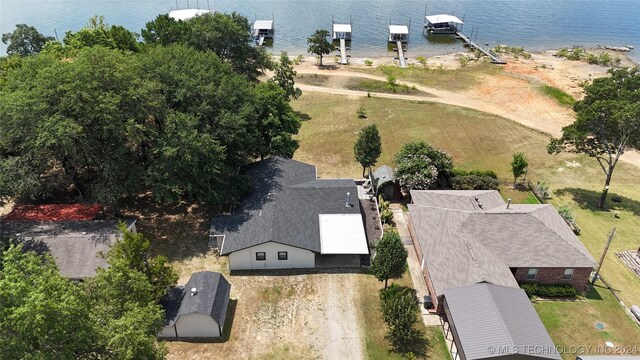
[408,204,475,214]
[483,284,517,350]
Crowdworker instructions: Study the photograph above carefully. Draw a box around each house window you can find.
[562,268,574,280]
[256,252,266,261]
[526,268,538,280]
[278,251,288,261]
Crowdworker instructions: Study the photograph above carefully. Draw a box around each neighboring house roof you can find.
[444,283,561,360]
[372,165,395,190]
[168,9,212,21]
[162,271,231,328]
[0,219,134,278]
[411,190,505,211]
[212,157,363,255]
[409,190,597,296]
[3,204,103,221]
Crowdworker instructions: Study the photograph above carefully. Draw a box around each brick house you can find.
[407,190,597,313]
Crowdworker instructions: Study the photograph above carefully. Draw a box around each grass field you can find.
[536,281,640,359]
[292,92,640,312]
[351,62,503,91]
[345,78,426,96]
[359,269,451,360]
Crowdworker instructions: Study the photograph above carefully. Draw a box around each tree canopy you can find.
[2,24,54,56]
[370,231,408,289]
[394,141,453,191]
[270,52,302,101]
[307,29,334,66]
[0,39,299,206]
[0,227,174,359]
[354,124,382,177]
[548,67,640,208]
[142,12,272,80]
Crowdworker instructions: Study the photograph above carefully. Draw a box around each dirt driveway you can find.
[166,266,366,360]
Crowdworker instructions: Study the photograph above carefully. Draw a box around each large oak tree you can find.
[548,67,640,208]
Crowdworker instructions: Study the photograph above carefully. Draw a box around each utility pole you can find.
[591,227,616,285]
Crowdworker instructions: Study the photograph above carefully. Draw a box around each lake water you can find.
[1,0,639,61]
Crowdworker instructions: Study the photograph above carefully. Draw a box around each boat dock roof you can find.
[389,25,409,34]
[168,9,212,21]
[333,23,352,33]
[253,20,273,30]
[425,14,463,25]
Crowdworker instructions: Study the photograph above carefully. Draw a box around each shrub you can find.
[378,195,394,225]
[356,107,367,119]
[452,174,500,190]
[521,283,578,298]
[455,54,469,67]
[557,205,574,222]
[452,169,498,179]
[416,56,427,66]
[364,59,373,66]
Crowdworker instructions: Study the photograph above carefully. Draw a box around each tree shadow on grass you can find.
[390,328,429,358]
[555,187,640,217]
[293,110,312,122]
[586,284,604,301]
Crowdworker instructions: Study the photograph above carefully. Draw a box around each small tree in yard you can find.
[354,124,382,177]
[548,67,640,209]
[307,29,334,66]
[370,231,408,289]
[511,152,528,186]
[379,285,419,351]
[269,51,301,101]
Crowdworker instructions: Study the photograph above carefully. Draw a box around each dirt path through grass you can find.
[295,69,640,169]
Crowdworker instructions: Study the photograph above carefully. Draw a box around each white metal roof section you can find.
[168,9,212,21]
[425,14,463,24]
[389,25,409,34]
[319,214,369,254]
[253,20,273,30]
[333,24,352,33]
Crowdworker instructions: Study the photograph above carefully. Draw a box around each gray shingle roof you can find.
[408,204,519,295]
[411,189,505,211]
[162,271,231,328]
[372,165,395,189]
[212,157,361,255]
[444,283,561,360]
[0,219,134,278]
[409,190,597,296]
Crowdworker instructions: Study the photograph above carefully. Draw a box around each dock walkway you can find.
[396,41,407,68]
[339,38,348,65]
[455,31,506,64]
[258,35,265,46]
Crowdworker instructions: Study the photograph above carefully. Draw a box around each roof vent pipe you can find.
[507,199,512,209]
[191,287,198,296]
[346,192,351,207]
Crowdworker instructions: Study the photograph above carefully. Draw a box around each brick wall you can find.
[407,213,442,313]
[514,267,592,292]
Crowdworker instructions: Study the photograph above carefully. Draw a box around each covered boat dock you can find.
[253,19,274,46]
[333,22,352,65]
[424,14,464,34]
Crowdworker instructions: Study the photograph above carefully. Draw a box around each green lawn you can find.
[358,269,451,360]
[292,92,640,311]
[536,281,640,359]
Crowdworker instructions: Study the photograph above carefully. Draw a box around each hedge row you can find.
[521,283,578,298]
[451,175,500,190]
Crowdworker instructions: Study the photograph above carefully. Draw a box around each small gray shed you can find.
[372,165,401,200]
[160,271,231,340]
[443,283,561,360]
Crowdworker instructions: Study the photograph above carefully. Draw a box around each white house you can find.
[160,271,231,340]
[210,157,370,270]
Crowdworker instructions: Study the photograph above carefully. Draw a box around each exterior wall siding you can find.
[514,267,592,292]
[175,313,220,338]
[159,324,177,338]
[228,242,316,270]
